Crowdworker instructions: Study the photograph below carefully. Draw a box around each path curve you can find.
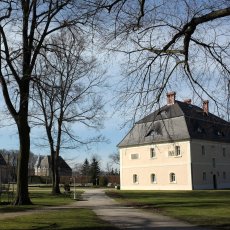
[0,189,211,230]
[75,189,210,230]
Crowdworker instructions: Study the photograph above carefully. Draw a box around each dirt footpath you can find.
[0,189,211,230]
[75,189,211,230]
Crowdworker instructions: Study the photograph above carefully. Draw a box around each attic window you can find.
[214,129,224,136]
[147,130,157,136]
[159,110,168,118]
[217,131,221,136]
[197,127,202,133]
[146,123,162,137]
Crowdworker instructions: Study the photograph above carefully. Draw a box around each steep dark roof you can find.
[36,155,72,172]
[118,100,230,147]
[0,153,7,166]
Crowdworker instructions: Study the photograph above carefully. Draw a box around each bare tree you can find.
[89,0,230,120]
[109,151,120,166]
[0,1,94,205]
[31,30,105,194]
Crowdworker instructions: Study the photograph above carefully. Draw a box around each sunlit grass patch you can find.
[106,190,230,229]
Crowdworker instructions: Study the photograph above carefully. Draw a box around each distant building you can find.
[118,92,230,190]
[35,155,72,177]
[0,153,8,183]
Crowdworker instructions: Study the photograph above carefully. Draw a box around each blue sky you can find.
[0,56,129,170]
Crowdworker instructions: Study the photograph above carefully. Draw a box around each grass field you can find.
[0,208,118,229]
[0,186,77,212]
[0,187,118,229]
[106,190,230,229]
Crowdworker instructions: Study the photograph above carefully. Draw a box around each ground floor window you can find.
[223,171,226,180]
[169,173,176,183]
[133,174,138,184]
[151,173,157,183]
[203,172,206,181]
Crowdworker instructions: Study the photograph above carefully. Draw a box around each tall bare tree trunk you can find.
[14,82,32,205]
[54,153,61,194]
[51,152,61,195]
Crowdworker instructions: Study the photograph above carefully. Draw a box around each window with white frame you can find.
[202,172,206,181]
[150,148,156,158]
[131,153,139,160]
[168,145,181,157]
[133,174,138,184]
[151,173,157,183]
[169,173,176,183]
[175,146,181,156]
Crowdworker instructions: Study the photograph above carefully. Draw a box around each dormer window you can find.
[213,128,224,137]
[197,127,202,133]
[160,110,167,118]
[146,129,160,137]
[146,123,162,137]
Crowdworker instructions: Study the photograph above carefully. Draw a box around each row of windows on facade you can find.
[202,146,227,157]
[131,146,228,160]
[131,146,181,160]
[133,173,176,184]
[203,171,227,180]
[133,171,227,184]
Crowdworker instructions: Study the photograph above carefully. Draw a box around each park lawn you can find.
[0,208,118,230]
[0,188,118,229]
[106,190,230,229]
[0,186,81,213]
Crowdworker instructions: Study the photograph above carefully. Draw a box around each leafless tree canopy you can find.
[89,0,230,120]
[30,29,105,193]
[0,0,97,205]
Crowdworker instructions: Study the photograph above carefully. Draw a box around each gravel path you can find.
[0,189,211,230]
[75,189,211,230]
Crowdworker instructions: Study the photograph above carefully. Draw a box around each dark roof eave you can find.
[118,137,191,148]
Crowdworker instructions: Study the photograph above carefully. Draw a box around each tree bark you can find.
[14,81,32,205]
[54,152,61,194]
[51,152,61,195]
[14,119,32,205]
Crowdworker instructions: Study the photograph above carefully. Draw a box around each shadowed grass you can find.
[0,208,118,229]
[0,187,82,213]
[0,188,118,229]
[106,190,230,229]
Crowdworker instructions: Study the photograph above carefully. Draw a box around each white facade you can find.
[120,140,230,190]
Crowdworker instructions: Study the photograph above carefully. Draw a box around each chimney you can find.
[203,100,209,114]
[184,99,192,104]
[167,91,176,105]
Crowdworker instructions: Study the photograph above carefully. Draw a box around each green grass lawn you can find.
[0,186,78,212]
[106,190,230,229]
[0,187,118,229]
[0,208,118,229]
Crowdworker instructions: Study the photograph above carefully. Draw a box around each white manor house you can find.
[118,92,230,190]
